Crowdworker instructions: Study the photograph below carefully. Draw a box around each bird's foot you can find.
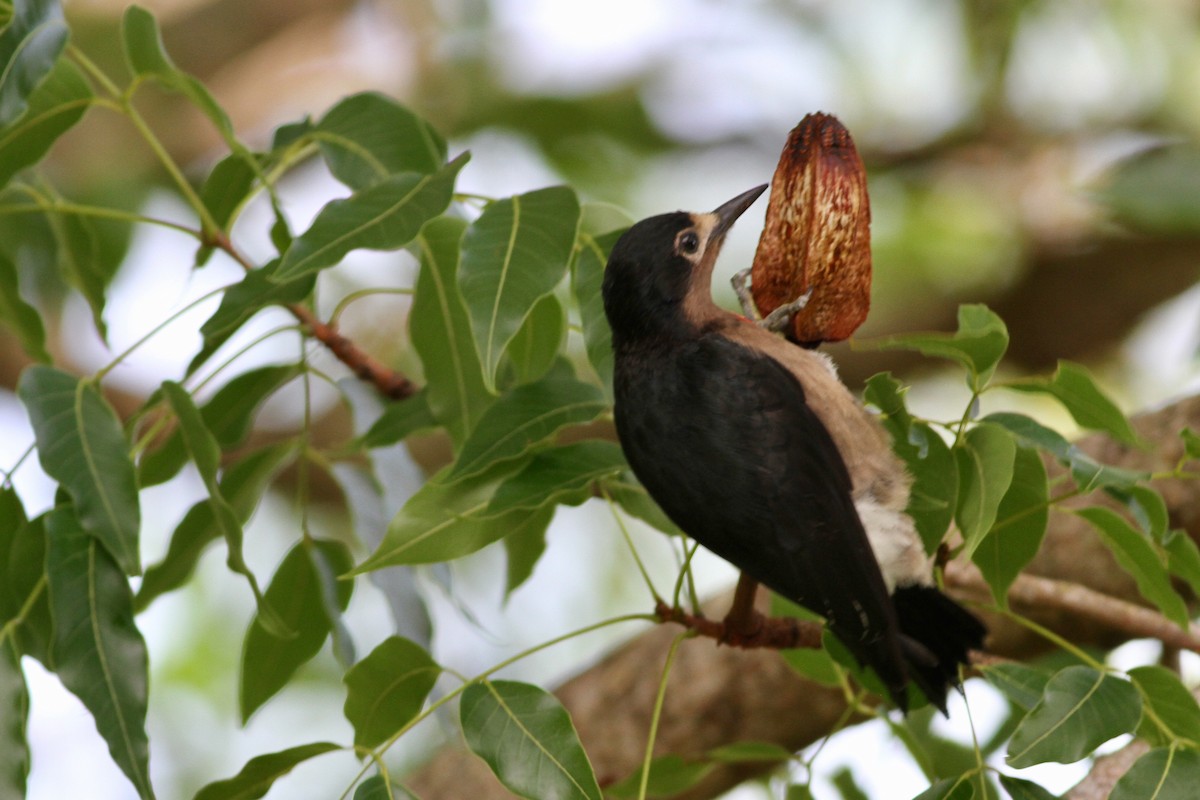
[731,268,759,319]
[758,289,813,334]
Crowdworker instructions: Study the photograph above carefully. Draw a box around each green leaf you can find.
[607,755,712,799]
[832,767,871,800]
[0,56,91,188]
[1,638,29,799]
[342,636,441,749]
[486,440,626,516]
[982,411,1144,492]
[1004,361,1138,446]
[981,663,1051,711]
[47,200,126,341]
[19,366,141,575]
[459,186,581,389]
[121,5,236,142]
[192,742,341,800]
[1074,506,1189,628]
[1182,428,1200,461]
[570,230,620,398]
[1099,145,1200,235]
[503,505,554,596]
[135,443,291,612]
[972,446,1049,603]
[997,775,1058,800]
[1006,665,1141,768]
[0,497,50,664]
[1109,747,1200,800]
[188,260,314,376]
[353,775,414,800]
[240,539,354,722]
[449,369,606,482]
[867,304,1008,391]
[502,292,565,386]
[354,465,553,571]
[361,389,438,448]
[866,374,958,553]
[954,422,1016,560]
[141,364,298,487]
[45,505,154,799]
[1163,528,1200,600]
[275,153,467,281]
[1128,665,1200,745]
[0,251,48,361]
[411,216,495,446]
[198,151,258,235]
[912,777,975,800]
[315,92,446,190]
[460,680,601,800]
[0,0,68,127]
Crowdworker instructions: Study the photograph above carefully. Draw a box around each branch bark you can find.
[408,395,1200,799]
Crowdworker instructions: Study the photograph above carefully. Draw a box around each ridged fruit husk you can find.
[750,113,871,345]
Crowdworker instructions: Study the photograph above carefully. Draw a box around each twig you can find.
[654,600,823,650]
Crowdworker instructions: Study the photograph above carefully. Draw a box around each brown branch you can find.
[653,598,823,650]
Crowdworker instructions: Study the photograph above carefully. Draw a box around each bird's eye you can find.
[678,231,700,255]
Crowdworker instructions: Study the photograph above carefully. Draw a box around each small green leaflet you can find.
[1127,665,1200,746]
[1109,747,1200,800]
[192,742,341,800]
[275,153,467,281]
[570,230,622,399]
[18,366,141,575]
[315,91,447,189]
[0,252,48,362]
[1003,361,1139,446]
[953,422,1015,561]
[865,304,1008,391]
[458,186,581,390]
[971,445,1049,604]
[1006,665,1141,768]
[342,636,441,749]
[460,680,601,800]
[46,505,154,799]
[486,440,627,516]
[1,638,29,799]
[0,56,92,189]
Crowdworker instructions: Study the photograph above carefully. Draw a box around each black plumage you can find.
[602,186,985,712]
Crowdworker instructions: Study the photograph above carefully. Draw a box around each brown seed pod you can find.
[750,113,871,345]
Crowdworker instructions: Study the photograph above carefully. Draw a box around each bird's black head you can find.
[602,185,767,347]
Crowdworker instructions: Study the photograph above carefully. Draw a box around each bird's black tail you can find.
[891,584,987,714]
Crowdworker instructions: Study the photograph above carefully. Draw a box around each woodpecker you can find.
[601,185,986,713]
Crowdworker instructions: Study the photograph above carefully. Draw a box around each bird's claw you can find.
[758,288,814,333]
[731,268,758,319]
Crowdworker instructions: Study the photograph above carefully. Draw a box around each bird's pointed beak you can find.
[710,184,768,242]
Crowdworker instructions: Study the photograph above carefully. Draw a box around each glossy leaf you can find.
[192,742,340,800]
[411,216,494,445]
[240,539,354,722]
[912,777,975,800]
[1075,506,1189,627]
[486,440,626,516]
[460,680,601,800]
[342,636,441,749]
[997,776,1057,800]
[1006,665,1141,768]
[275,153,467,281]
[0,250,48,362]
[19,366,141,575]
[867,304,1008,391]
[0,56,91,188]
[458,186,581,388]
[0,0,68,127]
[361,388,438,448]
[315,92,446,189]
[187,260,314,376]
[1128,665,1200,745]
[981,663,1051,711]
[1,639,29,798]
[1004,361,1138,446]
[982,411,1144,491]
[954,422,1016,560]
[570,230,621,398]
[973,446,1049,603]
[45,505,153,799]
[1109,747,1200,800]
[607,755,712,799]
[502,292,566,386]
[448,369,606,482]
[354,464,553,571]
[135,443,292,612]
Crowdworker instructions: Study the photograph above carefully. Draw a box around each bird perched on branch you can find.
[601,185,985,713]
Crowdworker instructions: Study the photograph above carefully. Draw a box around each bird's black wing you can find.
[614,332,907,698]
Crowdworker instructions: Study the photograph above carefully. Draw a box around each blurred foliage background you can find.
[9,0,1200,798]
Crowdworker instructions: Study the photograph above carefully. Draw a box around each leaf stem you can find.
[637,631,690,800]
[603,486,662,604]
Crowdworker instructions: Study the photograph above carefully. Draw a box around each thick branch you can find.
[407,394,1200,799]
